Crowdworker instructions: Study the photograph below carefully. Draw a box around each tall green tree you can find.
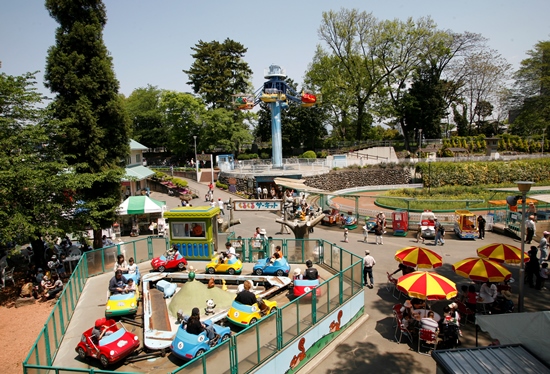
[183,38,253,109]
[510,40,550,135]
[159,91,205,160]
[44,0,130,248]
[124,85,166,149]
[0,72,71,262]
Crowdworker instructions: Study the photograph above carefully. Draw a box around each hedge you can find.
[417,158,550,187]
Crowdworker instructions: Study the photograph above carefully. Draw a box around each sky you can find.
[2,0,550,99]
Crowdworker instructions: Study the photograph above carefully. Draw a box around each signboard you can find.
[233,199,282,211]
[197,153,211,161]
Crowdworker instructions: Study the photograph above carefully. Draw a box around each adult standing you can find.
[257,186,262,199]
[477,215,486,240]
[262,186,268,199]
[363,250,376,288]
[525,215,536,244]
[208,181,214,193]
[525,246,541,289]
[218,198,225,215]
[434,218,445,246]
[539,231,549,263]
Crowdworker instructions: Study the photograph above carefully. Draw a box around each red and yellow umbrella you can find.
[396,271,457,300]
[395,246,443,269]
[452,257,512,283]
[476,243,530,264]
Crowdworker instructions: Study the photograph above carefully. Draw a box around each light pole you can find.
[516,180,534,313]
[193,136,198,181]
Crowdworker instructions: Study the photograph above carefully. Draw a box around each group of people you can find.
[292,259,319,281]
[109,255,139,294]
[359,212,386,245]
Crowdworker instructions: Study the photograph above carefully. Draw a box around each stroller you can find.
[440,323,460,349]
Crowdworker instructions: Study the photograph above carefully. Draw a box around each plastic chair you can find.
[456,301,475,324]
[394,322,413,344]
[1,267,15,288]
[392,304,403,331]
[386,272,400,299]
[418,328,439,355]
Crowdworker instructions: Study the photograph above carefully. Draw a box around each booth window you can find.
[172,222,206,238]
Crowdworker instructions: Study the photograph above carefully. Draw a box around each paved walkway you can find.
[139,179,548,374]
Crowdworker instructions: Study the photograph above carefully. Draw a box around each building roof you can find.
[129,139,148,151]
[123,165,155,181]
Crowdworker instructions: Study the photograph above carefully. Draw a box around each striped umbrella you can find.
[476,243,530,264]
[396,271,457,300]
[452,257,512,283]
[395,246,443,269]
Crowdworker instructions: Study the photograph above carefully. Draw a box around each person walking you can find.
[415,224,424,244]
[477,215,486,240]
[362,223,369,243]
[217,198,225,215]
[539,231,549,263]
[525,215,536,244]
[363,250,376,288]
[343,228,349,243]
[434,218,445,246]
[374,222,383,245]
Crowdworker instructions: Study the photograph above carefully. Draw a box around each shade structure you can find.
[396,271,457,300]
[476,243,530,264]
[452,257,512,283]
[395,246,443,269]
[118,196,166,215]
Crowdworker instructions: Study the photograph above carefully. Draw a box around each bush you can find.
[316,150,328,158]
[172,178,188,188]
[260,152,270,159]
[301,150,317,159]
[216,180,228,190]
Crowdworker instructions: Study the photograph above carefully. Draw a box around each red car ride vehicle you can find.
[151,251,187,272]
[75,319,140,368]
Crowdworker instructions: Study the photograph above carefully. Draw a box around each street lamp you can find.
[510,181,534,313]
[193,136,198,181]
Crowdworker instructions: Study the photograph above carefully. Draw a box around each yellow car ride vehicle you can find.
[205,256,243,275]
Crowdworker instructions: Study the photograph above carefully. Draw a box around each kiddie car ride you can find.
[420,210,437,239]
[206,255,243,275]
[454,209,478,239]
[227,298,278,327]
[105,289,139,318]
[76,319,140,368]
[293,278,322,297]
[170,320,231,360]
[151,251,187,272]
[253,257,291,276]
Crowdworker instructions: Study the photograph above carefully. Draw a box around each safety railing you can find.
[23,237,362,374]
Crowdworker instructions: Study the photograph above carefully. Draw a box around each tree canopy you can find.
[44,0,130,248]
[183,38,253,109]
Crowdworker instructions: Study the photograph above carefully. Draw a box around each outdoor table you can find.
[63,255,81,273]
[413,309,441,322]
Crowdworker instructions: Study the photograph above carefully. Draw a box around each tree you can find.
[509,40,550,135]
[402,67,448,139]
[456,50,511,133]
[124,85,166,149]
[183,38,253,109]
[201,108,253,153]
[159,91,205,160]
[44,0,130,249]
[0,72,71,264]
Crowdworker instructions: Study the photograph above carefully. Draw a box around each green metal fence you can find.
[23,237,362,374]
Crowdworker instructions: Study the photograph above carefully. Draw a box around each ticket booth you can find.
[392,210,409,236]
[163,206,220,260]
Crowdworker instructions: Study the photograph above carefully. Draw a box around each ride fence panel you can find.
[52,305,63,349]
[326,275,343,314]
[102,244,118,271]
[297,293,315,330]
[86,249,104,276]
[132,238,149,264]
[280,301,300,347]
[255,313,279,362]
[172,356,206,374]
[321,242,341,271]
[340,250,354,275]
[234,323,261,373]
[314,280,330,321]
[151,236,168,258]
[342,262,363,302]
[286,239,308,263]
[200,341,232,374]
